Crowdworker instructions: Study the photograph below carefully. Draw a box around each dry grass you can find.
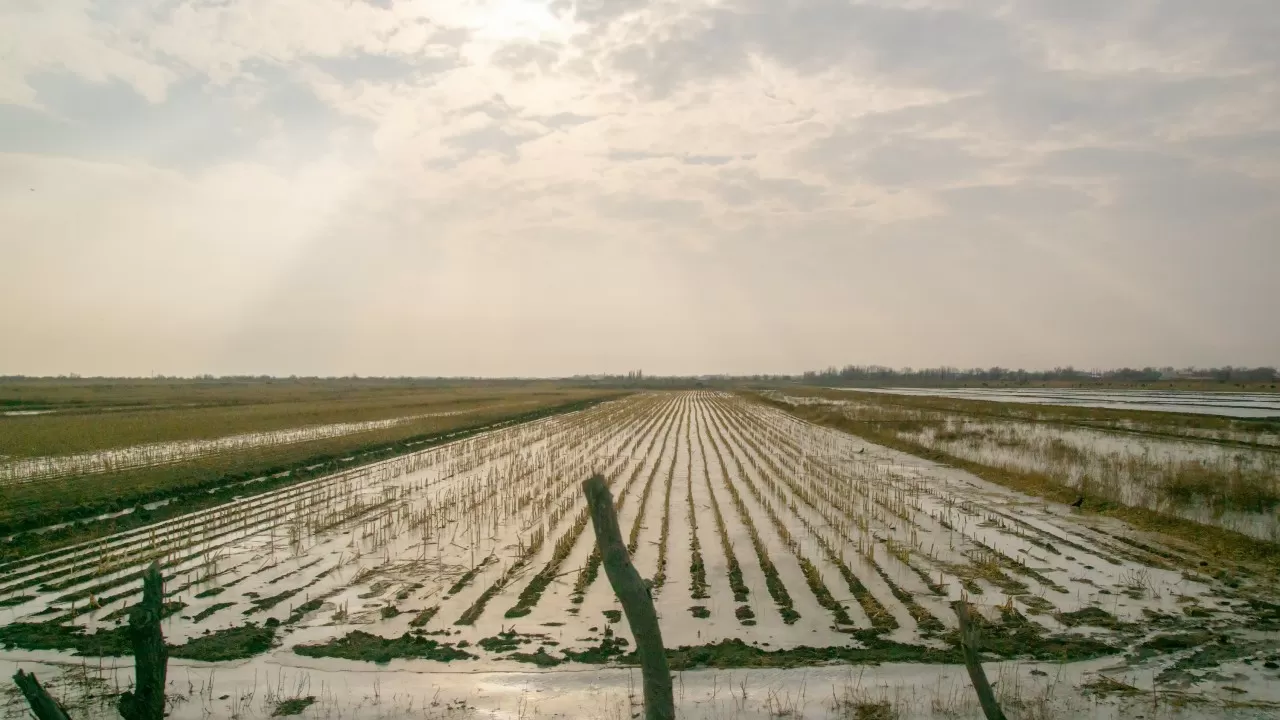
[0,378,602,458]
[0,385,617,543]
[758,387,1280,514]
[756,393,1280,573]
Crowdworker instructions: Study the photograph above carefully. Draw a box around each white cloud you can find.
[0,1,177,106]
[1,0,1278,375]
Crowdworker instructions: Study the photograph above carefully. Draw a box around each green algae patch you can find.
[1155,635,1271,685]
[1127,631,1216,663]
[446,555,495,597]
[560,634,631,664]
[0,617,275,660]
[1055,606,1127,629]
[661,637,954,670]
[293,630,475,664]
[284,599,325,626]
[409,605,439,628]
[102,601,186,623]
[953,606,1118,662]
[478,629,555,655]
[244,587,304,615]
[191,602,235,623]
[0,620,132,656]
[170,623,276,661]
[508,648,564,667]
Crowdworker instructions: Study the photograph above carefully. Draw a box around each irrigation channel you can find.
[1,392,1278,719]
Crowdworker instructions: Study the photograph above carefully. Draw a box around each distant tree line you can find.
[0,375,552,384]
[3,367,1275,387]
[800,365,1278,386]
[568,373,793,388]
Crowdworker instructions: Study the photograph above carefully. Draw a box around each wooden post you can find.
[583,474,675,720]
[118,562,168,720]
[952,600,1007,720]
[11,671,72,720]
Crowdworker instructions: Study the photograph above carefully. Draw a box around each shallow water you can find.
[4,392,1280,719]
[768,391,1280,541]
[0,403,527,485]
[904,419,1280,541]
[7,652,1274,720]
[849,388,1280,418]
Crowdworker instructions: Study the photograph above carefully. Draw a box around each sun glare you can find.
[473,0,566,41]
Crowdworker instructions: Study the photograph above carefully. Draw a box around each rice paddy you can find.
[765,389,1280,542]
[2,390,1278,718]
[0,380,611,550]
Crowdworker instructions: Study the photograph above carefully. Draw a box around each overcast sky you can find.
[2,0,1277,377]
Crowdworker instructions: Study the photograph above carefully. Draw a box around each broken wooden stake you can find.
[12,670,72,720]
[117,562,168,720]
[953,600,1007,720]
[584,474,674,720]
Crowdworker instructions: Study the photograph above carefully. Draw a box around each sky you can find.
[1,0,1278,377]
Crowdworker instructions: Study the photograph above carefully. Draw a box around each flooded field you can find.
[0,382,607,549]
[768,391,1280,542]
[0,404,526,486]
[2,392,1278,718]
[899,420,1279,539]
[852,388,1280,419]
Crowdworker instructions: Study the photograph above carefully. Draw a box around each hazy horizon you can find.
[3,0,1278,377]
[4,364,1277,382]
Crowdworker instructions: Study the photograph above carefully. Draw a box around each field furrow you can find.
[3,389,1268,701]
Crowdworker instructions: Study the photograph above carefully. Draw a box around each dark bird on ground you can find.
[1070,496,1084,508]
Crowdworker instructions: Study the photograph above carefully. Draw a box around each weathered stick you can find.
[117,562,168,720]
[12,671,73,720]
[953,600,1007,720]
[583,474,674,720]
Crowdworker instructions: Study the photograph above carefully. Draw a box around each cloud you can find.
[801,131,989,188]
[607,149,665,162]
[710,167,826,211]
[683,154,734,166]
[935,183,1095,218]
[442,123,544,163]
[1,0,1279,375]
[491,40,562,73]
[550,0,651,29]
[0,66,361,172]
[308,51,456,82]
[536,111,596,129]
[607,0,1027,98]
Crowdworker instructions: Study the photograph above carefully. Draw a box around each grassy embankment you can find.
[752,388,1280,575]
